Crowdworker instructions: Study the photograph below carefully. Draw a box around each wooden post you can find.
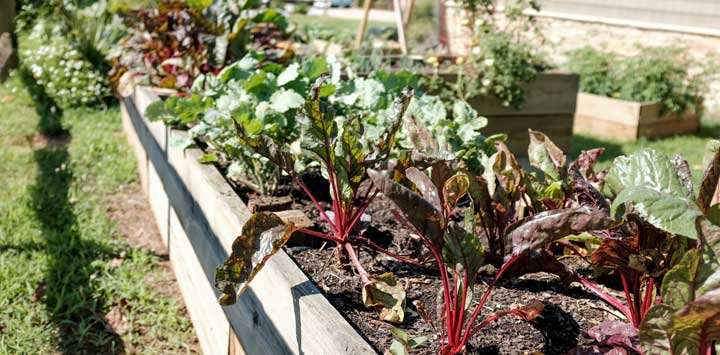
[393,0,408,55]
[403,0,414,28]
[355,0,373,49]
[0,0,17,81]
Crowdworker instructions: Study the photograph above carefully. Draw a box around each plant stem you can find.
[461,254,521,345]
[577,275,634,323]
[295,228,343,243]
[353,235,429,268]
[295,177,338,233]
[345,243,371,286]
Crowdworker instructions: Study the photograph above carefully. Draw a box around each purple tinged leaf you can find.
[215,212,295,305]
[505,206,619,259]
[586,320,641,352]
[442,174,470,214]
[671,155,694,196]
[368,169,444,247]
[405,167,441,212]
[571,147,605,180]
[697,141,720,215]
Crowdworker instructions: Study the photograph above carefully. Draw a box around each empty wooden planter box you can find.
[438,72,579,156]
[573,93,701,141]
[119,85,376,355]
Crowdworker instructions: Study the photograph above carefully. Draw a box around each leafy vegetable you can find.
[215,212,295,305]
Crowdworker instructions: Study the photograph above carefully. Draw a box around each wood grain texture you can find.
[574,93,700,141]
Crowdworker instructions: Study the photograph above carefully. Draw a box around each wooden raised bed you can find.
[119,85,376,355]
[573,92,701,141]
[438,72,579,156]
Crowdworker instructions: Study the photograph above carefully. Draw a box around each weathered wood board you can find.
[438,72,579,155]
[573,92,701,141]
[120,86,376,355]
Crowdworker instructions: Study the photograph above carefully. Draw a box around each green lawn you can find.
[0,72,196,353]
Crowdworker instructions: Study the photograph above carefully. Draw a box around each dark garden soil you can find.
[285,192,625,355]
[210,151,624,355]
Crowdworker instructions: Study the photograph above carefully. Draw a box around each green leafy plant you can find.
[368,161,615,354]
[427,0,545,108]
[385,327,428,355]
[215,77,415,322]
[566,46,713,113]
[569,147,720,354]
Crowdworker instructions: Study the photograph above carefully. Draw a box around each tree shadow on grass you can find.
[24,76,126,354]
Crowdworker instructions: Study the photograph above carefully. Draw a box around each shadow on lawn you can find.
[23,74,126,354]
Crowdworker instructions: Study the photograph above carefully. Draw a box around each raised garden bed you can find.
[120,84,376,355]
[438,72,579,156]
[120,82,627,355]
[573,92,701,141]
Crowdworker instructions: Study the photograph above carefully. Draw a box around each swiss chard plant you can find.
[459,131,616,283]
[569,146,720,354]
[215,76,415,322]
[368,162,616,354]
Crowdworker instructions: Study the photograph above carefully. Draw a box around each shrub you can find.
[566,46,713,113]
[23,21,111,108]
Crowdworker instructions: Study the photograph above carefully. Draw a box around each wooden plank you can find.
[576,93,643,124]
[122,94,375,355]
[573,113,638,141]
[120,101,149,194]
[178,144,376,355]
[169,206,231,355]
[229,328,246,355]
[574,93,701,141]
[638,115,700,139]
[147,161,170,247]
[442,72,579,116]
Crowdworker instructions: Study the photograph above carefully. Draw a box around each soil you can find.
[285,192,625,355]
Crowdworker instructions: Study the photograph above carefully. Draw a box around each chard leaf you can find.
[405,167,441,212]
[607,149,701,238]
[698,140,720,215]
[528,130,566,181]
[276,63,300,86]
[370,88,413,162]
[639,304,676,355]
[215,212,295,305]
[505,206,618,259]
[362,272,406,324]
[612,186,702,239]
[368,169,444,247]
[442,221,484,283]
[301,77,337,162]
[241,134,295,173]
[269,88,304,113]
[442,174,469,214]
[303,57,328,80]
[333,116,365,203]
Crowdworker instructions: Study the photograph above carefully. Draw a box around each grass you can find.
[290,14,394,44]
[571,114,720,187]
[0,69,196,353]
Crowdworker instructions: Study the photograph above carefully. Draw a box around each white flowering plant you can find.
[23,21,111,108]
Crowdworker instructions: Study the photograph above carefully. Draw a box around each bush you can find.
[23,21,110,108]
[295,3,309,14]
[566,46,712,113]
